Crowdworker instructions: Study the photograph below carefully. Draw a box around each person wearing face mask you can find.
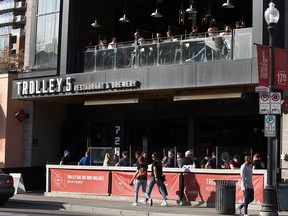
[237,155,254,216]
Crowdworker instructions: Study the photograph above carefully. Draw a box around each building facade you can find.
[1,0,288,188]
[0,0,26,168]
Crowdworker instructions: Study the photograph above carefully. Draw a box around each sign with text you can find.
[183,173,264,204]
[259,93,270,114]
[50,169,109,194]
[264,115,276,137]
[259,92,281,115]
[274,48,288,90]
[256,44,270,87]
[255,86,269,93]
[270,92,281,114]
[111,171,180,200]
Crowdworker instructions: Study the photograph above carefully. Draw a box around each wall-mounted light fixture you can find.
[91,19,100,28]
[186,0,197,14]
[15,109,29,122]
[281,153,288,162]
[173,92,242,101]
[119,0,130,23]
[222,0,234,9]
[84,98,139,106]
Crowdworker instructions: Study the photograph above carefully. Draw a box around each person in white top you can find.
[108,37,117,49]
[134,31,144,45]
[103,153,111,166]
[237,155,254,216]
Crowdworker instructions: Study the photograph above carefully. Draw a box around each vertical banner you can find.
[50,169,109,194]
[256,44,270,87]
[111,172,180,200]
[183,173,264,204]
[274,48,288,90]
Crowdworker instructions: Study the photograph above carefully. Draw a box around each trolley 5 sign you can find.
[14,76,140,98]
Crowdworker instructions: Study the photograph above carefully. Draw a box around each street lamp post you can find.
[260,1,280,216]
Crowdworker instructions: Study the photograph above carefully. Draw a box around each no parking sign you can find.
[259,92,281,114]
[270,92,281,114]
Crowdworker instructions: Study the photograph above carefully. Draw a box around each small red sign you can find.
[282,98,288,114]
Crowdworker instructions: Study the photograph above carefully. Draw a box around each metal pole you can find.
[260,22,278,216]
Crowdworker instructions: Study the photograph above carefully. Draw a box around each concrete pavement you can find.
[8,192,288,216]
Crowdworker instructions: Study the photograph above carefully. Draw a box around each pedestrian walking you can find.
[237,155,254,216]
[130,156,151,206]
[144,152,168,206]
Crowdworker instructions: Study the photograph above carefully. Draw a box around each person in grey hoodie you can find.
[237,155,254,216]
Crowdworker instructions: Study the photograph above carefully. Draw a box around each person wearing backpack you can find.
[130,156,152,206]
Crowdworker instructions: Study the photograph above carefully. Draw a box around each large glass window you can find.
[0,36,9,50]
[35,0,60,68]
[0,12,13,25]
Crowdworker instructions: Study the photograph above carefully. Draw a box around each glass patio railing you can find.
[83,28,252,72]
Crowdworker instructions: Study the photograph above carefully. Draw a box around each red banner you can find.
[111,172,180,200]
[183,173,263,204]
[282,97,288,114]
[274,48,288,90]
[50,169,109,194]
[256,44,270,87]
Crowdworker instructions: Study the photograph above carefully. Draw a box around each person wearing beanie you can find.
[60,150,70,165]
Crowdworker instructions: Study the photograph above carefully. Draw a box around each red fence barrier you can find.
[50,169,110,195]
[183,173,263,204]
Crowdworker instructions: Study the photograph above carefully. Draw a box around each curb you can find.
[61,204,198,216]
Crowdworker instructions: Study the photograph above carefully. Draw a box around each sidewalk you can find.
[9,192,288,216]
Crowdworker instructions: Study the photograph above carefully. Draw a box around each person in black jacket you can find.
[252,153,265,169]
[181,150,195,168]
[60,150,70,165]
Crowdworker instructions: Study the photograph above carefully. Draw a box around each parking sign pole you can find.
[260,2,279,215]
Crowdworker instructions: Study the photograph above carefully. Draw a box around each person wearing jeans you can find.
[133,178,150,205]
[145,152,168,206]
[130,156,151,206]
[238,155,254,216]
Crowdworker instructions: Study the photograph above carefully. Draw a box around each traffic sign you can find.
[259,93,270,114]
[259,92,282,115]
[264,115,276,137]
[255,86,269,93]
[270,92,281,114]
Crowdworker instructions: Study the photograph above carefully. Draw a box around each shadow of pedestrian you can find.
[206,191,215,207]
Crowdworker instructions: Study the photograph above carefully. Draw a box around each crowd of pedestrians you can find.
[60,147,264,213]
